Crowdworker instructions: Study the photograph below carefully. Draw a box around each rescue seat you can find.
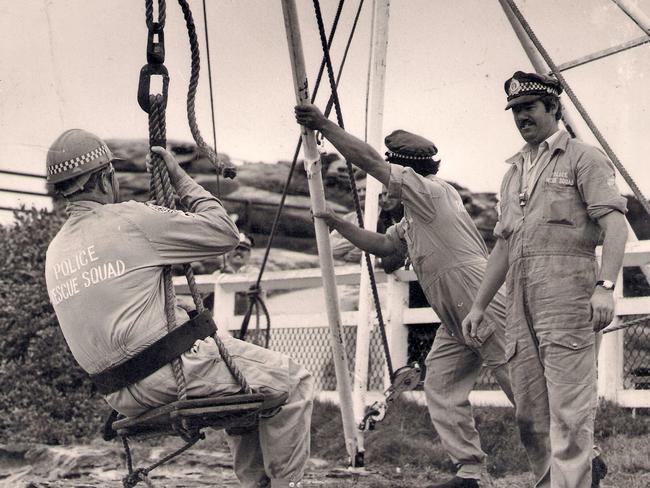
[105,390,288,440]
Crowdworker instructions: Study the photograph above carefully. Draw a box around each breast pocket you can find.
[543,184,577,227]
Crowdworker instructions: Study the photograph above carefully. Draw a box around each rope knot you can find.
[246,284,262,299]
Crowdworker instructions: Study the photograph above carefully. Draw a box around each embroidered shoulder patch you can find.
[145,202,179,214]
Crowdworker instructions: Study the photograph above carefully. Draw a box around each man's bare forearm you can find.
[319,119,390,186]
[328,213,396,257]
[472,238,509,311]
[598,211,628,282]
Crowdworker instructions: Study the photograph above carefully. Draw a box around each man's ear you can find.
[549,98,560,117]
[98,169,111,193]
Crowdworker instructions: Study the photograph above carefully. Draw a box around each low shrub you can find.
[0,207,107,444]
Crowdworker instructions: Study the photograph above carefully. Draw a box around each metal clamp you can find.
[137,63,169,113]
[358,362,421,431]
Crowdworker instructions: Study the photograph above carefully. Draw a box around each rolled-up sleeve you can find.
[387,163,439,222]
[493,191,507,240]
[576,148,627,220]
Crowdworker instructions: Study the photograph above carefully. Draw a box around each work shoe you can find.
[427,477,480,488]
[592,455,608,488]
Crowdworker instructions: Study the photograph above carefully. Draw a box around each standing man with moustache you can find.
[463,71,626,487]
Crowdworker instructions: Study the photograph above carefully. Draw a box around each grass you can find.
[310,398,650,482]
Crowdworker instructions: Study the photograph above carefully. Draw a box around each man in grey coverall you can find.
[463,71,625,488]
[45,129,313,488]
[295,104,514,488]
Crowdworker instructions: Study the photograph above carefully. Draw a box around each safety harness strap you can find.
[91,311,216,395]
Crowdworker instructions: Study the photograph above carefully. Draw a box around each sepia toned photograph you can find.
[1,1,649,487]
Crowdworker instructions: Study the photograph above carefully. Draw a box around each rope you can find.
[121,433,203,488]
[312,0,394,378]
[176,0,235,179]
[148,94,188,404]
[239,285,272,348]
[604,314,650,334]
[145,0,166,31]
[170,0,252,393]
[504,0,650,218]
[200,0,221,198]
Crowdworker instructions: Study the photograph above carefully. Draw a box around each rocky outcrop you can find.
[104,139,650,258]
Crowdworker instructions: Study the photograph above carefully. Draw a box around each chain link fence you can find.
[238,279,649,395]
[621,315,650,390]
[244,325,387,390]
[243,317,649,394]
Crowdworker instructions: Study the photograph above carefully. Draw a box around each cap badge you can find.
[508,79,522,96]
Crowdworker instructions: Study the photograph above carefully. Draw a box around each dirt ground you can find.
[2,434,649,488]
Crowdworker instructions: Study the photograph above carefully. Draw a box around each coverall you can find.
[495,130,627,487]
[45,173,313,488]
[385,163,514,480]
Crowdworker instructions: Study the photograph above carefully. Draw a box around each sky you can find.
[1,0,649,224]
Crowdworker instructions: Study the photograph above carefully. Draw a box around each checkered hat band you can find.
[47,144,110,176]
[510,81,561,99]
[386,151,433,161]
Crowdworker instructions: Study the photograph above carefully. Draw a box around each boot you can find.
[592,455,608,488]
[427,476,480,488]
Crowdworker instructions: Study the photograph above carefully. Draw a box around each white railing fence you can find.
[174,239,650,409]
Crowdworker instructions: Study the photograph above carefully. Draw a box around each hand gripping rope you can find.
[311,0,420,432]
[117,2,254,486]
[238,0,365,345]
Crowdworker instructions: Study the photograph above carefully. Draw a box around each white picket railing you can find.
[174,239,650,408]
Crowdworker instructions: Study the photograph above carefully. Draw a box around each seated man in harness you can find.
[44,129,314,488]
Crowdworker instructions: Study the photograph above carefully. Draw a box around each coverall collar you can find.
[505,129,570,204]
[505,129,570,166]
[65,200,104,216]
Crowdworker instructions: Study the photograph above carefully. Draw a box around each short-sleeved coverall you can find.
[385,163,514,480]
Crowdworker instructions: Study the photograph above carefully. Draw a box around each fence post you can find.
[598,272,624,402]
[385,273,410,388]
[213,277,236,333]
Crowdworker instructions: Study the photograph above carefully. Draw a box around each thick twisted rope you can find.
[176,0,234,178]
[505,0,650,217]
[312,0,394,378]
[149,88,252,396]
[145,0,166,31]
[148,95,189,403]
[161,0,252,393]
